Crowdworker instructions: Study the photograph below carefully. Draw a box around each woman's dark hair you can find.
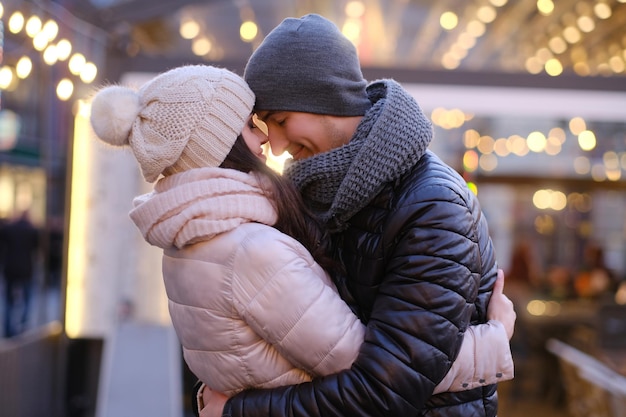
[220,135,339,274]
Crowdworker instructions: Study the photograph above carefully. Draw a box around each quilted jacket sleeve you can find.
[224,159,499,417]
[231,227,365,377]
[434,320,514,393]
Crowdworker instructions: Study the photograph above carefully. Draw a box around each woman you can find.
[89,65,514,402]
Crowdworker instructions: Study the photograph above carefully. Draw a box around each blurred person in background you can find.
[507,238,541,302]
[574,241,616,300]
[0,210,40,337]
[89,64,515,413]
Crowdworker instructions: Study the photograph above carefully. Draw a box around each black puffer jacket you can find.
[226,152,499,417]
[335,150,499,416]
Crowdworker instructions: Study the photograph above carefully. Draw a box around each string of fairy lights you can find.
[0,1,105,103]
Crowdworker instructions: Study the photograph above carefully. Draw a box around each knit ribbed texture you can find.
[244,14,371,116]
[90,65,255,183]
[284,79,433,232]
[130,167,278,249]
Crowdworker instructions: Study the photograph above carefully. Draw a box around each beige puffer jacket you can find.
[129,167,513,397]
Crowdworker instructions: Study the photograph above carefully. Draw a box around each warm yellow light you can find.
[578,130,596,151]
[240,20,258,42]
[479,153,498,171]
[544,136,561,156]
[525,56,544,74]
[591,164,607,181]
[0,110,20,153]
[33,31,49,51]
[457,32,477,49]
[536,47,553,63]
[603,151,620,170]
[8,12,25,34]
[551,190,567,210]
[594,3,612,19]
[0,174,14,215]
[56,78,74,101]
[545,58,563,76]
[545,301,561,316]
[463,129,480,149]
[42,19,59,41]
[441,53,460,70]
[463,150,479,172]
[533,189,551,210]
[609,56,625,73]
[477,6,497,24]
[0,66,14,89]
[477,135,495,154]
[265,148,291,174]
[494,138,510,156]
[533,189,566,211]
[527,299,547,316]
[577,15,595,33]
[563,26,581,44]
[16,56,33,78]
[548,36,567,54]
[537,0,554,16]
[342,18,361,43]
[66,100,92,338]
[68,53,86,75]
[569,116,586,135]
[192,37,212,56]
[440,12,458,30]
[509,135,529,156]
[43,45,58,65]
[535,214,556,235]
[25,15,43,38]
[56,39,72,61]
[466,20,486,37]
[606,168,621,182]
[573,61,591,76]
[0,4,4,19]
[549,127,567,144]
[80,62,98,84]
[180,19,200,40]
[527,131,547,152]
[489,0,508,6]
[345,1,365,18]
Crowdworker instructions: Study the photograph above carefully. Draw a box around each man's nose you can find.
[267,130,289,156]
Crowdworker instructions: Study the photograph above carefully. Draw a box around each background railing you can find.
[0,321,65,417]
[547,338,626,417]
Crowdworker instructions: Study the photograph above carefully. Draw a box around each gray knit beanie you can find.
[244,14,371,116]
[90,65,254,183]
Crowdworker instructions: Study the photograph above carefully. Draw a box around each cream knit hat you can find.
[90,65,255,182]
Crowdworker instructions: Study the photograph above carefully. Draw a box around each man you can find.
[200,14,511,417]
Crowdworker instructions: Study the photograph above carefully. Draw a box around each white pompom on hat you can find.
[90,65,255,183]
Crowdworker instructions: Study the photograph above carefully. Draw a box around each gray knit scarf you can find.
[284,79,433,233]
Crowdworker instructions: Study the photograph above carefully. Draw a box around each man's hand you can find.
[487,269,516,340]
[199,385,228,417]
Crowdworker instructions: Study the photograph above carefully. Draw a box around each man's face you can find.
[255,111,352,160]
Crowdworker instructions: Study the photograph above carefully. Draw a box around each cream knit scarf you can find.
[284,79,433,232]
[129,167,278,249]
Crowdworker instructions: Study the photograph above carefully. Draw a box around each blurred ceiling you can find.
[38,0,626,87]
